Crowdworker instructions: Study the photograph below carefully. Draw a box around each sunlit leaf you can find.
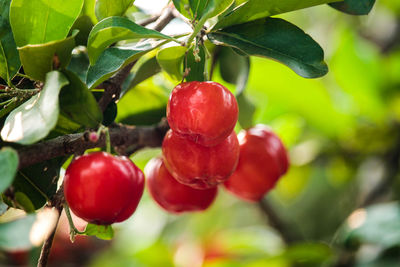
[201,0,234,20]
[95,0,135,21]
[82,223,114,240]
[82,0,97,24]
[87,16,173,64]
[10,0,83,46]
[209,18,328,78]
[156,46,187,80]
[18,31,78,81]
[213,0,342,30]
[117,80,168,126]
[172,0,192,19]
[87,40,165,89]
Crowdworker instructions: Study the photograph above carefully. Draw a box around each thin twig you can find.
[138,15,160,27]
[37,185,65,267]
[151,6,176,31]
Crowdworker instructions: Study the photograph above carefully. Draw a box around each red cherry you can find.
[162,130,239,189]
[145,157,217,213]
[167,81,238,147]
[64,152,144,225]
[224,125,289,202]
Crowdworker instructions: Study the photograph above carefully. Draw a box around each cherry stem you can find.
[105,127,111,153]
[64,203,85,242]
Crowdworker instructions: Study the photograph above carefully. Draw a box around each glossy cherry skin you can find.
[64,152,145,225]
[145,157,217,213]
[167,81,238,147]
[224,125,289,202]
[162,130,239,189]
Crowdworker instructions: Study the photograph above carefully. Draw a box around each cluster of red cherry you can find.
[63,81,289,226]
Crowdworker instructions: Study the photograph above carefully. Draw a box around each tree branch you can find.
[151,6,176,32]
[37,185,64,267]
[17,120,169,170]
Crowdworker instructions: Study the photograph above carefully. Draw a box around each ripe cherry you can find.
[224,125,289,202]
[64,152,145,225]
[145,157,217,213]
[162,129,239,189]
[167,81,238,147]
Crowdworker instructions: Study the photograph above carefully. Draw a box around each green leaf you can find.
[1,71,69,144]
[237,93,255,129]
[87,16,173,64]
[218,47,253,128]
[337,202,400,249]
[0,98,24,119]
[13,157,64,210]
[82,223,114,240]
[185,45,206,82]
[70,15,94,46]
[0,196,7,216]
[51,113,83,136]
[0,0,20,84]
[0,147,18,193]
[91,91,117,126]
[102,101,117,126]
[117,80,168,126]
[95,0,135,21]
[83,0,97,24]
[201,0,234,21]
[213,0,342,30]
[60,70,103,128]
[282,243,333,266]
[156,46,187,80]
[14,192,35,213]
[189,0,208,19]
[18,30,78,81]
[329,0,375,15]
[66,48,90,82]
[123,56,161,95]
[218,46,249,94]
[172,0,192,19]
[208,18,328,78]
[10,0,83,46]
[87,40,165,89]
[0,214,35,250]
